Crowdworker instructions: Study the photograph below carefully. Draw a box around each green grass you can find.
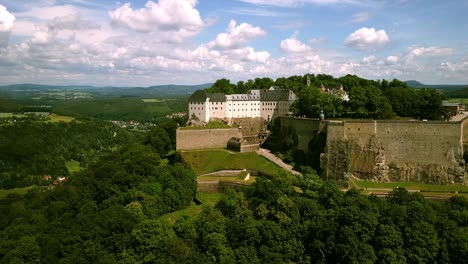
[0,113,25,118]
[180,149,282,175]
[351,179,468,192]
[160,192,222,224]
[0,185,36,200]
[446,98,468,104]
[48,114,75,122]
[198,175,257,184]
[65,160,82,174]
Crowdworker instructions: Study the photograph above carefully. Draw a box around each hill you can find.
[444,87,468,98]
[405,80,468,90]
[0,83,213,98]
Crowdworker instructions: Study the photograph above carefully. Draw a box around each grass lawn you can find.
[351,179,468,192]
[446,98,468,104]
[48,114,75,122]
[0,185,36,200]
[65,160,82,174]
[0,113,25,118]
[160,192,222,224]
[180,149,282,175]
[198,175,257,184]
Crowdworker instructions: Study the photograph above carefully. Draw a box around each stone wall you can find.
[322,120,467,185]
[176,128,242,150]
[278,117,323,153]
[197,180,247,192]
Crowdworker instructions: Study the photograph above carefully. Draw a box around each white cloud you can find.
[440,61,468,73]
[345,27,389,51]
[209,20,266,49]
[362,55,376,63]
[280,35,311,53]
[228,47,271,63]
[239,0,362,7]
[15,5,79,20]
[0,5,15,32]
[109,0,204,36]
[385,55,398,64]
[350,11,369,23]
[0,5,15,47]
[408,46,453,57]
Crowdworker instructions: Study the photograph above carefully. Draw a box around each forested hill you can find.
[206,75,445,120]
[405,80,468,90]
[0,83,213,97]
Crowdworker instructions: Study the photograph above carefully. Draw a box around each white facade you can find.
[188,86,296,123]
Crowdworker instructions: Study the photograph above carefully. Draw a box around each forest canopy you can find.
[205,75,445,120]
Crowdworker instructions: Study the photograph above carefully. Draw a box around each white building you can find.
[188,86,296,123]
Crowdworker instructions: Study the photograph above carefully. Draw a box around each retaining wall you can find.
[176,128,242,150]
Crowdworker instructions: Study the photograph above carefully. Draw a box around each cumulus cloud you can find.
[280,35,311,53]
[109,0,204,35]
[227,47,271,63]
[439,61,468,73]
[0,5,15,47]
[362,55,376,64]
[0,5,15,32]
[408,46,453,57]
[385,55,398,64]
[209,20,266,49]
[345,27,389,51]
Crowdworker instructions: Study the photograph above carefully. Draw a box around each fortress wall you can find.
[278,117,322,153]
[325,120,466,185]
[343,120,462,166]
[462,117,468,152]
[232,117,265,137]
[176,128,241,150]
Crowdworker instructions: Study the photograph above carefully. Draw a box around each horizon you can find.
[0,0,467,86]
[1,79,467,88]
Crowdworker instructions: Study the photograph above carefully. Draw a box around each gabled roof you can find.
[188,90,226,102]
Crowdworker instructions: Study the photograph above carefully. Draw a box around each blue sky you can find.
[0,0,467,86]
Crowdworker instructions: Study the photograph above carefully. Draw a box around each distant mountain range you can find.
[405,80,468,90]
[0,83,213,98]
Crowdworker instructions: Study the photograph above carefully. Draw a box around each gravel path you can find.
[257,148,302,175]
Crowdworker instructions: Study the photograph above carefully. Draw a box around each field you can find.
[48,114,75,122]
[0,113,25,118]
[160,192,222,224]
[53,98,186,121]
[179,149,282,175]
[446,98,468,104]
[0,185,36,199]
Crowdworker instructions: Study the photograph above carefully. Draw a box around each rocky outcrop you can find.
[321,121,467,186]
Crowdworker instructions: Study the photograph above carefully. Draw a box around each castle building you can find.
[188,86,296,123]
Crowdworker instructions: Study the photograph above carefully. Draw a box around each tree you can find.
[205,79,236,94]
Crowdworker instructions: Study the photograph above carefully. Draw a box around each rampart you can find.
[277,116,468,185]
[323,118,468,185]
[176,128,242,150]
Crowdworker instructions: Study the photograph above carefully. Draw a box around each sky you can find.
[0,0,467,86]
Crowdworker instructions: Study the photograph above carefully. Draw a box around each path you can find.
[450,111,468,122]
[257,148,302,175]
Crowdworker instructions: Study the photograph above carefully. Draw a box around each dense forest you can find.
[0,74,466,263]
[1,154,467,263]
[206,75,445,120]
[0,121,134,189]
